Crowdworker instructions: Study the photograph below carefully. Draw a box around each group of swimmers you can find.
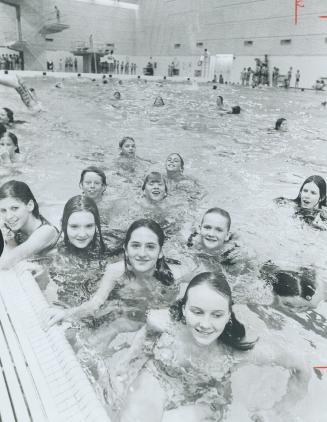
[0,71,327,421]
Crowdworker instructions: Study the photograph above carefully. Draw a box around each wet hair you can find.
[217,95,224,104]
[170,272,254,350]
[275,118,286,130]
[6,132,19,153]
[294,175,327,208]
[0,180,40,218]
[3,108,14,123]
[201,207,231,231]
[166,153,184,171]
[0,123,6,137]
[230,106,241,114]
[123,218,174,285]
[119,136,135,149]
[61,195,105,253]
[142,172,168,194]
[187,207,231,247]
[114,91,121,99]
[79,166,107,187]
[261,262,316,302]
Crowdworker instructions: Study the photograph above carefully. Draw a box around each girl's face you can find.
[81,172,106,202]
[125,227,161,275]
[300,182,320,209]
[143,178,166,202]
[279,120,288,132]
[0,134,16,158]
[166,154,182,173]
[0,109,9,125]
[183,283,230,347]
[0,197,33,232]
[200,213,230,252]
[121,139,136,157]
[67,211,96,249]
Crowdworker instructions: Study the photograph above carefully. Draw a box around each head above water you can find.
[61,195,104,252]
[123,218,174,285]
[119,136,136,157]
[1,108,14,124]
[0,180,40,219]
[170,272,252,350]
[113,91,121,99]
[153,96,165,106]
[6,132,19,153]
[166,153,184,174]
[275,118,287,131]
[142,172,168,202]
[295,175,326,209]
[199,208,231,252]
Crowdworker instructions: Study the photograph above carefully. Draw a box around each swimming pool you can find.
[1,74,327,421]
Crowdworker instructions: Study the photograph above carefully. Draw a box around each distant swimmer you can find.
[153,96,165,106]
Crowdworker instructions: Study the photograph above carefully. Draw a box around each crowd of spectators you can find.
[0,53,23,71]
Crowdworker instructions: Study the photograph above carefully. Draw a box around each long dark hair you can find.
[7,132,20,153]
[275,118,286,130]
[3,108,14,123]
[293,175,326,208]
[170,272,254,350]
[124,219,174,285]
[0,180,40,218]
[61,195,105,253]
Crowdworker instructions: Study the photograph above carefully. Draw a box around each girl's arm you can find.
[0,73,42,112]
[120,369,165,422]
[45,260,125,327]
[0,225,58,270]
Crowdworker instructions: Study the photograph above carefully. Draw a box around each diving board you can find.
[0,270,111,422]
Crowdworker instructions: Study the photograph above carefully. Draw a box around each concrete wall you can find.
[134,0,327,86]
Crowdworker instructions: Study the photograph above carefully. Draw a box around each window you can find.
[196,42,204,47]
[244,40,253,46]
[280,39,292,45]
[174,43,181,48]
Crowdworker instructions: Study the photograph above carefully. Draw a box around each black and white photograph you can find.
[0,0,327,421]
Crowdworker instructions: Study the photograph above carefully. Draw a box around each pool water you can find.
[1,75,327,421]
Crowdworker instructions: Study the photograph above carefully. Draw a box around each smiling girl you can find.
[45,219,184,335]
[0,132,20,164]
[275,175,327,229]
[119,272,310,422]
[44,195,107,308]
[0,180,59,270]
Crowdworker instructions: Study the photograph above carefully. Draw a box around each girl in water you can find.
[165,153,203,201]
[0,132,20,164]
[275,175,327,229]
[44,195,107,308]
[186,208,251,274]
[119,272,311,422]
[114,136,152,180]
[45,219,186,332]
[0,180,58,270]
[79,166,122,254]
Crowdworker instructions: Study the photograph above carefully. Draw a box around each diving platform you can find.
[39,23,69,35]
[6,39,27,51]
[71,41,108,57]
